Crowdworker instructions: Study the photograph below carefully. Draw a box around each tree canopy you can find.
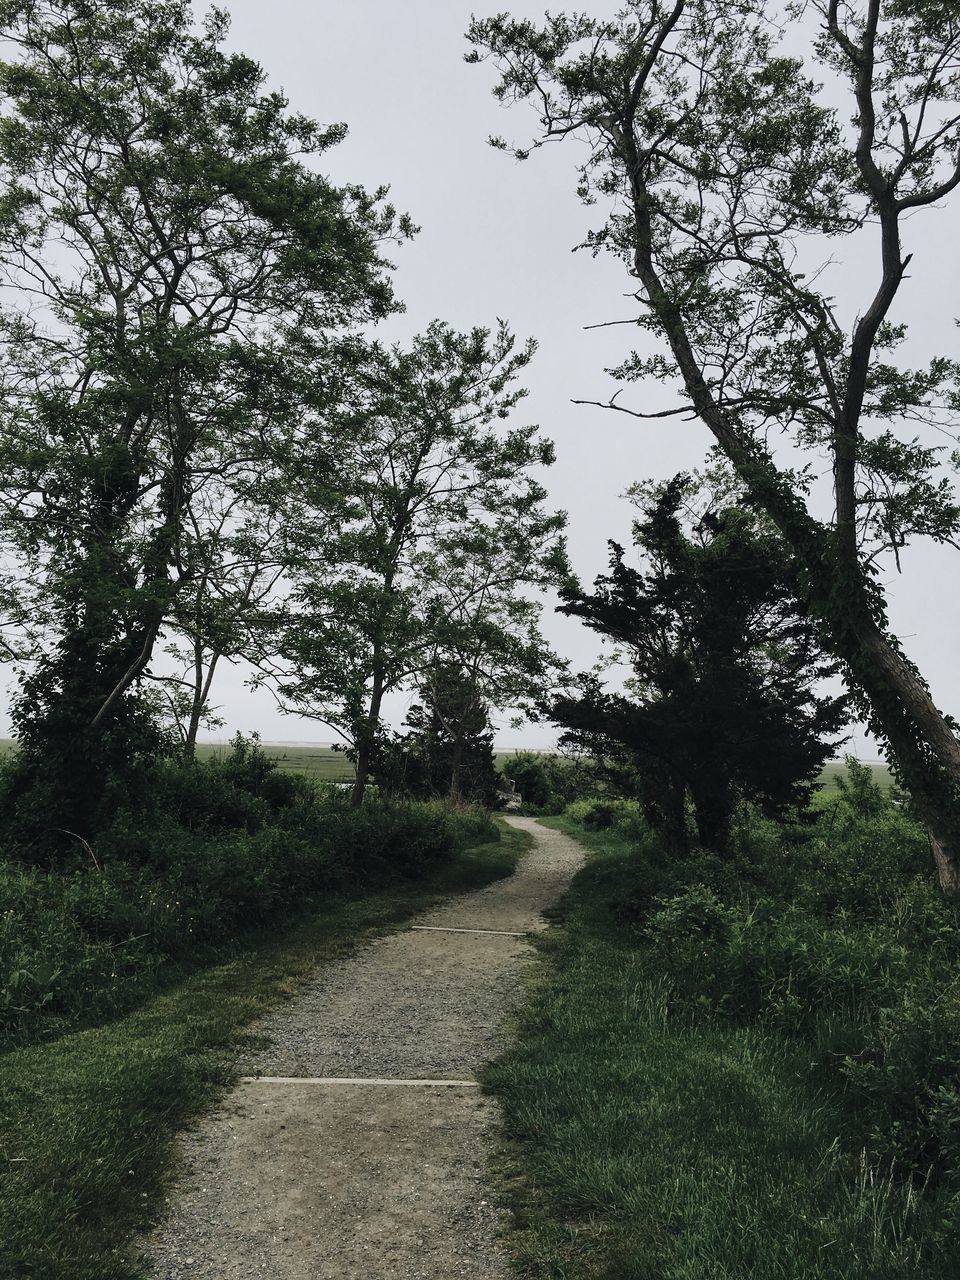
[468,0,960,889]
[0,0,408,849]
[270,321,567,805]
[554,474,848,852]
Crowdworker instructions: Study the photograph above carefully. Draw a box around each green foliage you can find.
[275,319,567,798]
[501,750,595,814]
[0,739,496,1045]
[562,762,960,1194]
[485,816,945,1277]
[0,0,407,845]
[564,796,640,831]
[375,664,502,806]
[554,474,848,854]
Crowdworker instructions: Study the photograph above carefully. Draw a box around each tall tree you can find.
[420,511,568,801]
[468,3,960,890]
[378,661,502,807]
[554,475,849,855]
[0,0,407,848]
[273,321,565,805]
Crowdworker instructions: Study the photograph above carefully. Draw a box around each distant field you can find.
[818,759,892,791]
[0,739,891,792]
[195,741,356,782]
[0,738,358,783]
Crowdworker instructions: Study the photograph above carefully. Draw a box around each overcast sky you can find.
[201,0,960,753]
[11,1,956,754]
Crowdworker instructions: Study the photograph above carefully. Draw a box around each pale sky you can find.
[205,0,960,752]
[8,1,958,754]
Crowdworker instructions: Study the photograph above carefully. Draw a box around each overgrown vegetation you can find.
[501,750,596,815]
[0,821,529,1280]
[0,737,495,1046]
[486,767,960,1276]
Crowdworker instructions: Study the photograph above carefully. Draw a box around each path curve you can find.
[140,817,582,1280]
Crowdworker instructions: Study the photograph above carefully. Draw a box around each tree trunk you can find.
[849,637,960,895]
[351,664,386,808]
[659,778,690,858]
[448,734,464,806]
[350,750,371,809]
[691,782,733,857]
[184,648,221,756]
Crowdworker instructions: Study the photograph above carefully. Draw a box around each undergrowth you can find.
[485,768,960,1278]
[0,821,529,1280]
[0,737,495,1046]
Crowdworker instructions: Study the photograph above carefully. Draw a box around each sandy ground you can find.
[139,817,582,1280]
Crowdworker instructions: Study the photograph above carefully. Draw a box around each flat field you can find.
[818,759,892,791]
[194,741,356,783]
[0,738,357,783]
[0,739,892,791]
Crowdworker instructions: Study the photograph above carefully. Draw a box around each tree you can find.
[553,475,849,855]
[274,320,565,806]
[0,0,407,849]
[419,504,569,800]
[468,3,960,890]
[151,501,287,755]
[376,661,501,807]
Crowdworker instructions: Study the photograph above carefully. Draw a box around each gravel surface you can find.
[139,818,583,1280]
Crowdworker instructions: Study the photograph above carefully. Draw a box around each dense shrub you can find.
[502,752,595,814]
[0,740,497,1044]
[564,796,641,831]
[563,763,960,1192]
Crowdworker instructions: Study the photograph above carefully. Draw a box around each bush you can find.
[0,741,498,1045]
[576,762,960,1192]
[564,796,641,831]
[840,990,960,1181]
[502,752,595,814]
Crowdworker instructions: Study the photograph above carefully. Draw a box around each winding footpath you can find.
[140,817,583,1280]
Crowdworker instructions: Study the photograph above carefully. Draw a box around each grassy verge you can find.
[0,821,530,1280]
[484,818,943,1280]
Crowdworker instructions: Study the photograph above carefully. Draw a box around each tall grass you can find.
[485,775,960,1277]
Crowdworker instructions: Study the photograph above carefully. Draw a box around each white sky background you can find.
[5,0,956,753]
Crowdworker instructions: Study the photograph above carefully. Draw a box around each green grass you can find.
[0,737,359,783]
[193,741,356,782]
[483,819,938,1279]
[818,759,892,792]
[0,821,530,1280]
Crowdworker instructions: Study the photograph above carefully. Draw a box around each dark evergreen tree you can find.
[375,662,501,807]
[553,477,849,855]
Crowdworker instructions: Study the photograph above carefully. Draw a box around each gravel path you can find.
[139,817,582,1280]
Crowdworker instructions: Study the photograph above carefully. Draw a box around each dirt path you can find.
[139,817,582,1280]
